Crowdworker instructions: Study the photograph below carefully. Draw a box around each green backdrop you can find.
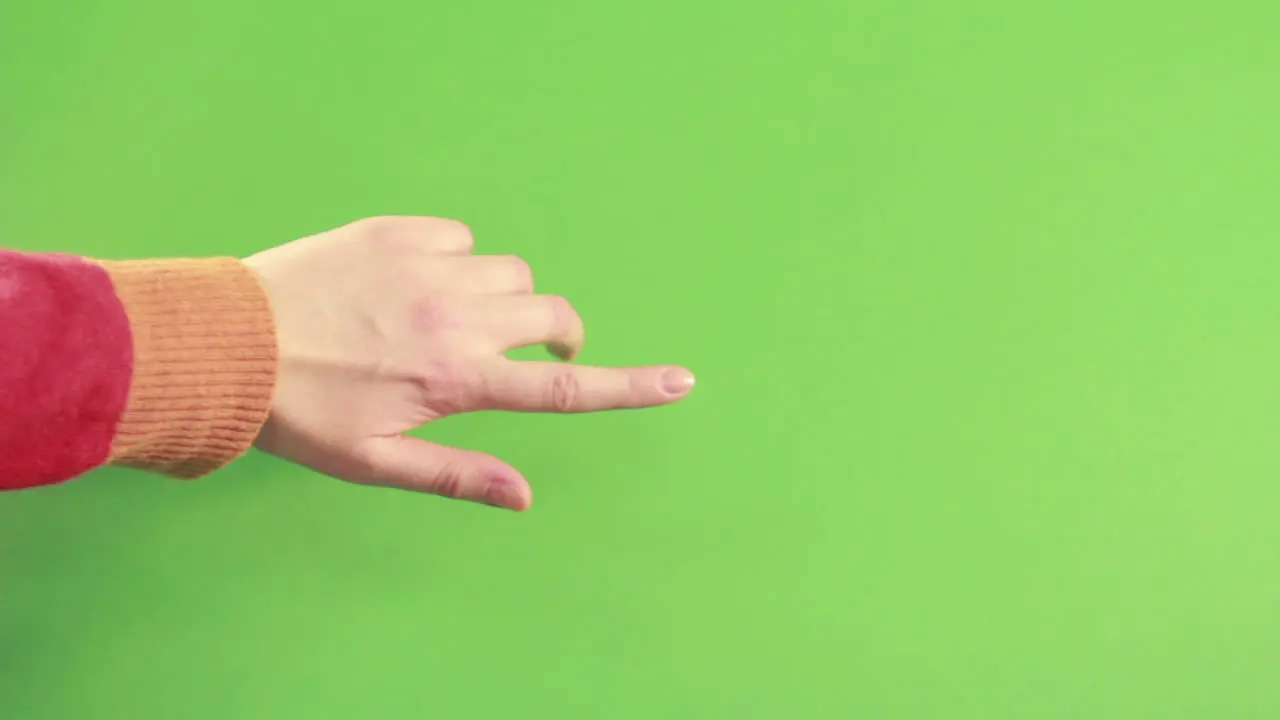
[3,1,1280,718]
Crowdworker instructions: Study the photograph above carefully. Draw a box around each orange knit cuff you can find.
[96,258,277,478]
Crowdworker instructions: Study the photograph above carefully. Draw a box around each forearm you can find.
[0,250,277,490]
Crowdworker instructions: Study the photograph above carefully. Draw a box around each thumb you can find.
[363,436,532,511]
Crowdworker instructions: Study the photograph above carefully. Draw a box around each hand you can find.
[242,216,694,510]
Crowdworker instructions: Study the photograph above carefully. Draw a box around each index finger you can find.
[481,361,696,413]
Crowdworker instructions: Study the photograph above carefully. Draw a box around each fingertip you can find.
[548,340,578,361]
[659,366,696,398]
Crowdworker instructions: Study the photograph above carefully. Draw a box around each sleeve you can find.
[0,250,277,490]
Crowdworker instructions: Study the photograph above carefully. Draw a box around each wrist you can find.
[97,257,278,477]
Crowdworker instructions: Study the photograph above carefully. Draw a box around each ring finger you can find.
[467,294,585,360]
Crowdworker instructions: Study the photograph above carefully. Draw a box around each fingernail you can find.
[483,478,530,511]
[661,368,696,395]
[483,479,515,510]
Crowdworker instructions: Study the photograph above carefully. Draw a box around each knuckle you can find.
[357,215,398,232]
[409,297,459,334]
[355,215,391,227]
[433,217,474,249]
[412,359,479,416]
[353,216,474,251]
[548,370,581,412]
[430,463,466,499]
[548,294,579,332]
[409,359,451,393]
[356,216,410,248]
[509,255,534,289]
[441,217,472,235]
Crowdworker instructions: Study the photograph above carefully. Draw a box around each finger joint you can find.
[549,370,581,412]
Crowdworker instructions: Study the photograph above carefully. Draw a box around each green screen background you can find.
[3,1,1280,718]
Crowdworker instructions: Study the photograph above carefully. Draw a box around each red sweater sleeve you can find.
[0,250,132,489]
[0,250,277,490]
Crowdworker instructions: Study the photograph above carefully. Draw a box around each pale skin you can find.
[244,216,695,511]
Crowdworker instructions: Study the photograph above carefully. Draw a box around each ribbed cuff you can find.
[97,257,277,478]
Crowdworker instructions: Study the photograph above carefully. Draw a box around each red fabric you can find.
[0,250,133,489]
